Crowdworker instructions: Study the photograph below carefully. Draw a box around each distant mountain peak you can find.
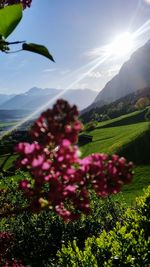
[27,87,45,95]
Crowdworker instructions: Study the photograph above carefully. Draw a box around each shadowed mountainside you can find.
[82,40,150,115]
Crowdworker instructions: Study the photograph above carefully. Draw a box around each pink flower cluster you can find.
[0,0,32,8]
[0,232,25,266]
[15,99,134,221]
[0,232,13,255]
[4,260,25,267]
[30,99,82,146]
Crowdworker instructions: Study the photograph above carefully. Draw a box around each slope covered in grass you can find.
[81,109,150,203]
[0,109,149,204]
[81,109,150,160]
[81,121,149,159]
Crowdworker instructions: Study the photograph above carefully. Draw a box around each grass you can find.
[0,121,18,170]
[111,165,150,205]
[97,108,148,128]
[81,109,150,204]
[81,122,149,157]
[0,121,17,127]
[0,109,150,205]
[0,153,17,170]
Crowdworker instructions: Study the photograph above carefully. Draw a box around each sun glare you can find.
[144,0,150,4]
[106,32,134,57]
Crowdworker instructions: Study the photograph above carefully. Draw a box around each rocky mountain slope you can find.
[81,87,150,123]
[88,40,150,112]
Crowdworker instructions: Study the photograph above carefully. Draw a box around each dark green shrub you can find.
[86,121,98,131]
[0,180,124,266]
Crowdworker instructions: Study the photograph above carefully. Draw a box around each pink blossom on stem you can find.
[1,0,32,8]
[30,99,83,147]
[15,99,134,221]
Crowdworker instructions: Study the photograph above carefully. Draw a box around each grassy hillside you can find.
[81,109,150,203]
[0,153,17,170]
[0,121,17,128]
[111,165,150,205]
[0,109,149,204]
[81,121,149,158]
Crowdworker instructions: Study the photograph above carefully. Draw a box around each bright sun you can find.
[106,32,134,57]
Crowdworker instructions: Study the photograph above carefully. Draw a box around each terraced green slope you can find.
[81,109,150,203]
[82,122,149,157]
[0,110,149,204]
[81,109,150,161]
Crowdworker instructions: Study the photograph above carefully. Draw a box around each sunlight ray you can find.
[59,56,104,86]
[128,0,142,29]
[133,19,150,37]
[0,55,109,139]
[2,16,150,140]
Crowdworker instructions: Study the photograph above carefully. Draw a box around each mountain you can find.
[0,87,98,111]
[92,40,150,107]
[81,87,150,123]
[63,89,98,110]
[0,94,16,106]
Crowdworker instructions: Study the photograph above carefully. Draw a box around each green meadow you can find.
[81,109,150,204]
[81,121,149,156]
[0,109,150,204]
[0,110,150,266]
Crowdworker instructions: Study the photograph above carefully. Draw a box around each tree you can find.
[135,97,150,110]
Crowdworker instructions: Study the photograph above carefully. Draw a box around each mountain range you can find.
[1,39,150,121]
[0,94,16,106]
[0,88,98,112]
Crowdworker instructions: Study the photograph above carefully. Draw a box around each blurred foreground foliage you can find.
[0,176,150,266]
[57,185,150,267]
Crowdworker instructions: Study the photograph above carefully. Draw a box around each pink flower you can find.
[19,180,30,190]
[15,99,134,221]
[2,0,32,9]
[30,99,82,147]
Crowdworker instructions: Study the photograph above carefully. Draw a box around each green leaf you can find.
[22,43,55,62]
[0,4,22,38]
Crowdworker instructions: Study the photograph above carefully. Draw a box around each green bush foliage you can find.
[86,121,98,131]
[57,186,150,267]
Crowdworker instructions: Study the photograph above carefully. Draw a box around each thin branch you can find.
[5,49,23,54]
[6,40,26,45]
[0,40,26,45]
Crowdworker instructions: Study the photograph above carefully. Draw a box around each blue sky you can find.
[1,0,150,94]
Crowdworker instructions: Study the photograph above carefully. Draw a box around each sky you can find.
[1,0,150,95]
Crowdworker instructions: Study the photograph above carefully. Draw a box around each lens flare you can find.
[0,55,109,139]
[133,19,150,38]
[105,32,134,57]
[1,17,150,139]
[144,0,150,4]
